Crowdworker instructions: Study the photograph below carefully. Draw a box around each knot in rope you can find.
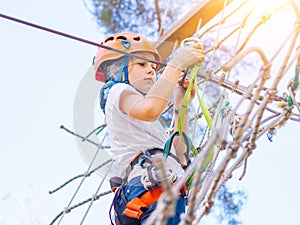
[206,69,213,79]
[203,200,214,214]
[218,73,226,86]
[232,79,239,93]
[84,172,91,177]
[181,214,194,225]
[64,207,71,213]
[267,89,277,102]
[245,143,253,155]
[220,140,227,150]
[229,142,240,158]
[92,194,99,201]
[261,14,271,24]
[250,142,257,150]
[261,64,271,80]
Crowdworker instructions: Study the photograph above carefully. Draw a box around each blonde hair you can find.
[102,57,124,81]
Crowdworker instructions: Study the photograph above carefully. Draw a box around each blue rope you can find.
[163,131,193,165]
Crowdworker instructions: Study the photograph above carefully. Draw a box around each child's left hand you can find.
[174,76,195,110]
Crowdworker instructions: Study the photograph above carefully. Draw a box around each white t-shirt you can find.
[105,83,182,177]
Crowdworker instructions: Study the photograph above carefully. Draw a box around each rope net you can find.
[43,0,300,224]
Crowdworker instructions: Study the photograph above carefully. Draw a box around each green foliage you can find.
[86,0,187,37]
[213,184,247,225]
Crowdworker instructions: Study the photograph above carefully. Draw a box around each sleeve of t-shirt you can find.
[106,83,139,114]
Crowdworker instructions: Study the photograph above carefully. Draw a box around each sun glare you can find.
[246,0,289,14]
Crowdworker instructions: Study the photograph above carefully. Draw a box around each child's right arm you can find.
[120,44,204,122]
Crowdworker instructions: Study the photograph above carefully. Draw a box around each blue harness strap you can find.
[163,131,194,166]
[115,56,129,83]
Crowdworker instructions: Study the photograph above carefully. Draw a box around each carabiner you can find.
[181,37,202,47]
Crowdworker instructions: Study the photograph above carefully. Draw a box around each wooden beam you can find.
[156,0,233,61]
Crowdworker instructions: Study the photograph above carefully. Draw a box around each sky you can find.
[0,1,300,225]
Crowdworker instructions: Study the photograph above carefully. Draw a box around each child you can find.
[94,32,204,225]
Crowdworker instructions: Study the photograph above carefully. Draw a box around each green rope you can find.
[286,95,293,109]
[286,64,300,109]
[291,64,300,92]
[176,62,215,188]
[220,101,232,118]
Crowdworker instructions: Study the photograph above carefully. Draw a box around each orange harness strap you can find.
[124,186,163,219]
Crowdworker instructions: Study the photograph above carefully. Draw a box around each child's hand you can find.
[169,42,204,70]
[174,77,195,110]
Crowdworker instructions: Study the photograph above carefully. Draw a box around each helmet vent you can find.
[104,36,114,43]
[116,36,127,40]
[133,36,141,41]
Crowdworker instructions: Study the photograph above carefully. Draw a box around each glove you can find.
[168,43,204,70]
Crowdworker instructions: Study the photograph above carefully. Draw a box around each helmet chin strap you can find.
[115,56,129,84]
[99,55,130,114]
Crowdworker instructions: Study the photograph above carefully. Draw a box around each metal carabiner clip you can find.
[181,37,202,47]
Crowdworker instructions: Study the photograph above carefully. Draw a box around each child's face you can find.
[128,52,157,94]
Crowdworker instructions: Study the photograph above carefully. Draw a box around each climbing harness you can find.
[109,131,193,225]
[108,150,179,225]
[110,148,181,192]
